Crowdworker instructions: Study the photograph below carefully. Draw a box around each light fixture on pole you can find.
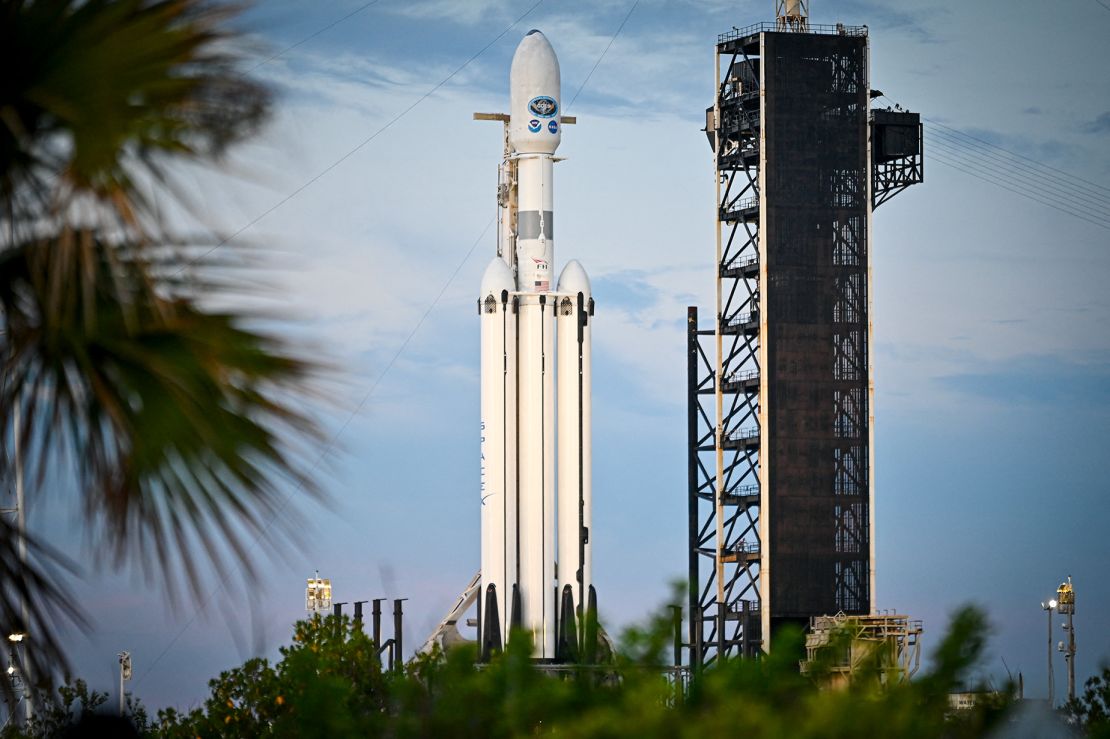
[305,571,332,614]
[1041,598,1057,706]
[5,633,26,727]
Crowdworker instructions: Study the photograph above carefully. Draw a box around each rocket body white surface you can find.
[510,29,560,293]
[556,261,592,619]
[479,259,516,645]
[477,30,597,662]
[515,294,555,656]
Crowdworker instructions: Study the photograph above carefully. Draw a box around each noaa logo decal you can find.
[548,120,558,134]
[528,96,558,118]
[528,119,541,133]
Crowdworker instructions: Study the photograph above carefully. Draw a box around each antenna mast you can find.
[776,0,809,31]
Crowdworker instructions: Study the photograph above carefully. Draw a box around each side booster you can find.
[478,30,597,662]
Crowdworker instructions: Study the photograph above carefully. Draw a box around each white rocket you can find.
[478,30,596,662]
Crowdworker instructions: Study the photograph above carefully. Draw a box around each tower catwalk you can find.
[688,9,923,667]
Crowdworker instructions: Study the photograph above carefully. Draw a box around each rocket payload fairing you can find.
[478,30,596,662]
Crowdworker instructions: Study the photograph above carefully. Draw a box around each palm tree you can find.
[1,0,325,699]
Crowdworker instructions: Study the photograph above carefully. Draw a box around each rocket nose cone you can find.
[515,28,555,54]
[556,259,591,297]
[509,28,561,154]
[512,28,559,77]
[480,257,515,297]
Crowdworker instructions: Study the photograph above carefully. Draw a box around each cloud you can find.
[1083,111,1110,135]
[385,0,518,27]
[935,354,1110,407]
[832,0,946,43]
[925,120,1079,168]
[592,270,661,313]
[521,12,707,118]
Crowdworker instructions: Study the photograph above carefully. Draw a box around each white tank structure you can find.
[555,259,594,658]
[473,30,598,663]
[514,290,555,658]
[478,257,517,653]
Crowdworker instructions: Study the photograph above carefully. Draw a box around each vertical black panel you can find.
[763,32,870,629]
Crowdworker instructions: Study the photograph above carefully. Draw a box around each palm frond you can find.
[0,0,331,695]
[1,233,324,604]
[0,516,87,703]
[1,0,269,238]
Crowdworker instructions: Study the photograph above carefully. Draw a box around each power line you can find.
[566,0,639,111]
[925,140,1110,230]
[140,0,642,683]
[882,95,1110,230]
[146,0,648,683]
[241,1,383,76]
[926,148,1110,232]
[137,0,550,683]
[923,126,1110,211]
[1093,0,1110,13]
[924,132,1110,223]
[923,115,1110,196]
[183,0,544,271]
[927,144,1110,227]
[880,95,1110,200]
[136,215,496,688]
[923,128,1110,223]
[924,126,1110,213]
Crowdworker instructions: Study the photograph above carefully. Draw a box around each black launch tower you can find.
[687,12,923,667]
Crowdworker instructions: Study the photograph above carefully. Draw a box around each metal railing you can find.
[728,534,763,552]
[725,196,759,214]
[719,22,867,44]
[723,368,759,385]
[727,596,761,614]
[727,483,760,499]
[726,427,760,443]
[724,311,759,328]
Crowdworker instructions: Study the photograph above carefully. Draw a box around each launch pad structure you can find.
[422,10,925,676]
[688,12,923,667]
[802,611,924,688]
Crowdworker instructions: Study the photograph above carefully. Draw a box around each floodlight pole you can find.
[13,405,31,724]
[118,652,131,717]
[1057,577,1077,703]
[1042,599,1056,706]
[1064,609,1075,702]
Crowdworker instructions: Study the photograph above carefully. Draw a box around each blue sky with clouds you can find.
[18,0,1110,711]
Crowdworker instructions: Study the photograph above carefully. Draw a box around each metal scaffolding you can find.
[802,611,924,688]
[688,21,922,669]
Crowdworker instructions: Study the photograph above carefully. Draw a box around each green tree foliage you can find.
[1065,665,1110,738]
[153,605,1019,739]
[156,615,388,737]
[0,678,151,738]
[0,0,323,696]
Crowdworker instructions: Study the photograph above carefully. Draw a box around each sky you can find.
[13,0,1110,713]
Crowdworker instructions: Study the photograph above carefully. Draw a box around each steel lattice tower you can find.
[688,19,922,668]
